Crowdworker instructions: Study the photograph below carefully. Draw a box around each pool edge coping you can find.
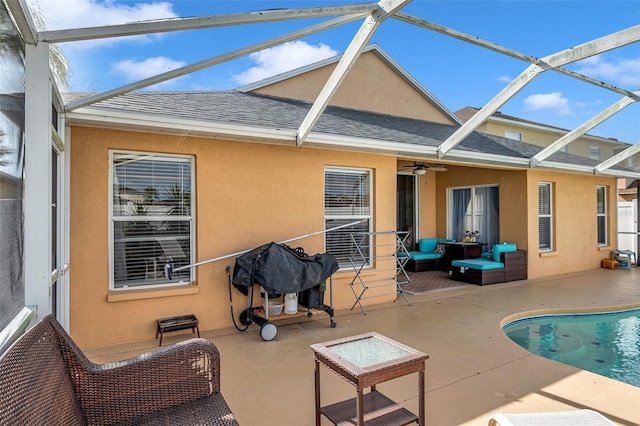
[500,302,640,328]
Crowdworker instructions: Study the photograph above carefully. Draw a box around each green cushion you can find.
[451,259,504,270]
[493,243,517,262]
[480,252,493,259]
[418,238,438,253]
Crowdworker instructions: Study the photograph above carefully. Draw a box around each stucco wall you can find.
[252,51,455,125]
[69,127,398,348]
[418,171,438,240]
[434,165,529,248]
[68,126,619,348]
[526,170,618,278]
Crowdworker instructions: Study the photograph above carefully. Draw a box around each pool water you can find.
[503,308,640,387]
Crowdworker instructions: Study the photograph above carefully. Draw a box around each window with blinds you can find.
[596,186,607,246]
[538,182,553,251]
[324,167,372,268]
[110,151,194,289]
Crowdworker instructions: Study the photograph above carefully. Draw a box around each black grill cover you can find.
[232,242,338,296]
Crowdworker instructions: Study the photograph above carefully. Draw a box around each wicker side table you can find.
[311,332,428,426]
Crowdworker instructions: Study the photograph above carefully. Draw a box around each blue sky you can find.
[28,0,640,144]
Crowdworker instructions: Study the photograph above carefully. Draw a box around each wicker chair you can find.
[0,314,238,425]
[451,250,527,285]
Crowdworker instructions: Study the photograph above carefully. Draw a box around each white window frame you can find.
[538,182,553,252]
[589,146,601,160]
[446,184,499,243]
[324,166,373,269]
[108,150,195,290]
[596,185,607,246]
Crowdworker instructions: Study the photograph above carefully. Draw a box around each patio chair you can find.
[488,409,615,426]
[0,314,238,425]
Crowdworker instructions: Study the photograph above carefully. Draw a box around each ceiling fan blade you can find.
[430,165,447,172]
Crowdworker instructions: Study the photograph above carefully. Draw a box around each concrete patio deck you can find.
[86,267,640,425]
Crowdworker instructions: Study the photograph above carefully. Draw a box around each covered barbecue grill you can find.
[232,242,338,340]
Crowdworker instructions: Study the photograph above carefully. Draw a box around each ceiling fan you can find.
[399,162,448,175]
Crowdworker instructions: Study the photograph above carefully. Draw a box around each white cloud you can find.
[574,99,603,109]
[497,75,512,83]
[111,57,187,88]
[27,0,177,47]
[523,92,572,116]
[233,41,338,85]
[574,54,640,87]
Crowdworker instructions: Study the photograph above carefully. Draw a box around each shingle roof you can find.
[63,91,621,170]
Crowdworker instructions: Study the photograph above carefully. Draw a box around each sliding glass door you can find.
[449,185,499,248]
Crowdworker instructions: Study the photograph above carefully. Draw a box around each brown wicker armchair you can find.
[451,250,527,285]
[0,314,238,425]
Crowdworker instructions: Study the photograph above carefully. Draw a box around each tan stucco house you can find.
[60,45,636,347]
[455,106,633,163]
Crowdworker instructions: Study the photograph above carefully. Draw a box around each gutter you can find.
[65,108,635,177]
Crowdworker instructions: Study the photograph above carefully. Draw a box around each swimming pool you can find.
[503,308,640,387]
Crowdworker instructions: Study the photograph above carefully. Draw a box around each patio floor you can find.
[86,267,640,425]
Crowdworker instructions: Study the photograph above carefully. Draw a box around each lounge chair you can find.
[488,409,615,426]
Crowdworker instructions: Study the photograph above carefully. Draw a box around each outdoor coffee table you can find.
[311,332,428,426]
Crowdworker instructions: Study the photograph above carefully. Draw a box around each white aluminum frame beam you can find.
[296,0,411,146]
[531,91,640,168]
[5,0,37,44]
[24,41,53,318]
[38,4,377,43]
[65,14,365,111]
[393,12,640,101]
[437,25,640,158]
[595,143,640,175]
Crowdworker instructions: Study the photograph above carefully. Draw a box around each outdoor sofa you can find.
[400,237,455,272]
[451,243,527,285]
[0,314,238,425]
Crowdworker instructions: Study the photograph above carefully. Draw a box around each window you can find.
[324,167,372,268]
[590,146,601,161]
[538,182,553,251]
[448,185,500,247]
[505,131,522,141]
[596,186,607,246]
[110,151,194,289]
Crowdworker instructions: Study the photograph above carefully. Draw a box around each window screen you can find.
[111,152,194,289]
[324,168,371,268]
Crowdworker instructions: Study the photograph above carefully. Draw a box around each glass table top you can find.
[326,335,411,368]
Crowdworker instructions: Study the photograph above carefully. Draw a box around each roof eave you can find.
[65,108,297,145]
[65,108,632,177]
[537,160,640,179]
